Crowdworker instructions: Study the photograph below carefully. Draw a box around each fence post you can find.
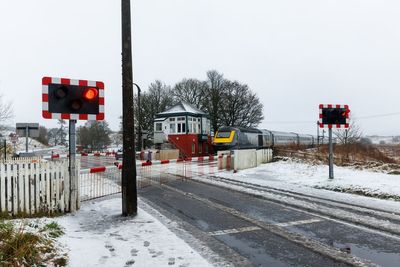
[0,163,5,213]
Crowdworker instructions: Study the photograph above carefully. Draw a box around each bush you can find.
[0,220,67,266]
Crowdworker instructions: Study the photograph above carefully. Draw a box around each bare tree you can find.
[172,79,206,109]
[334,118,362,145]
[57,120,68,145]
[135,80,174,136]
[202,70,226,133]
[201,70,264,131]
[0,95,13,132]
[135,71,264,136]
[47,128,60,146]
[219,81,264,127]
[47,120,68,146]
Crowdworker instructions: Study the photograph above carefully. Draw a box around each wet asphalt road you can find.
[139,179,400,267]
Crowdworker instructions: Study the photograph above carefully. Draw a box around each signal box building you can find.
[154,102,213,157]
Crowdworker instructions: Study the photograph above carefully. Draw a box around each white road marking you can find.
[275,218,322,227]
[209,226,261,236]
[209,219,322,236]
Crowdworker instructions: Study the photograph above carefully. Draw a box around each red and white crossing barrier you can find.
[80,165,118,175]
[43,152,117,160]
[81,155,217,173]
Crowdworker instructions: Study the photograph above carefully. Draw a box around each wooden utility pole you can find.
[121,0,137,215]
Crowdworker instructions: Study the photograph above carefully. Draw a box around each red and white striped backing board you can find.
[319,104,349,129]
[42,76,105,121]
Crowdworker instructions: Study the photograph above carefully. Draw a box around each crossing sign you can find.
[319,104,350,129]
[42,76,105,121]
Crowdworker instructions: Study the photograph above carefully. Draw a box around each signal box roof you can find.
[156,101,209,118]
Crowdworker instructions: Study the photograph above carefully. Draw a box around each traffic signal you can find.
[319,104,350,128]
[48,83,99,114]
[42,77,105,120]
[322,108,347,124]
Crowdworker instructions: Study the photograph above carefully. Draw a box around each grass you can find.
[318,143,397,164]
[276,142,400,174]
[0,219,68,266]
[40,221,65,238]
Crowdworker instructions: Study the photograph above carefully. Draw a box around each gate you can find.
[79,156,218,201]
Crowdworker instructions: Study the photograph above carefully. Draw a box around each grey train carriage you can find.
[213,126,315,151]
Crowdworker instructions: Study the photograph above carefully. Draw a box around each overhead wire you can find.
[264,111,400,124]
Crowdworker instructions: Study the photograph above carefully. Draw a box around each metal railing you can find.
[79,157,219,201]
[80,167,122,201]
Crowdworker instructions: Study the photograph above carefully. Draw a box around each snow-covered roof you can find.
[156,101,208,117]
[154,117,167,122]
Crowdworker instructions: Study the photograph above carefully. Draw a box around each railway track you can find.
[189,174,400,238]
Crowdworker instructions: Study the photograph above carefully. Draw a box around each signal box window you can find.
[177,122,186,133]
[170,124,176,134]
[155,123,162,132]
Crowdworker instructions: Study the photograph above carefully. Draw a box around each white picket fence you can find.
[0,159,78,216]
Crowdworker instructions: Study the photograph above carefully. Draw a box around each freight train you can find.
[213,126,317,151]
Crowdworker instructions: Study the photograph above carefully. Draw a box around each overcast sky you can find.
[1,0,400,136]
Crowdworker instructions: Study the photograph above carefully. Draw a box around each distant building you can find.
[154,101,213,157]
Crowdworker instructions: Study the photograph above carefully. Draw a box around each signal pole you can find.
[328,128,334,179]
[69,120,78,211]
[316,121,320,149]
[121,0,137,215]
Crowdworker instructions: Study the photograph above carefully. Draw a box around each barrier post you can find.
[218,155,223,170]
[227,154,231,171]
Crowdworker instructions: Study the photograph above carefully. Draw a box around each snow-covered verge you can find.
[55,196,214,267]
[214,159,400,211]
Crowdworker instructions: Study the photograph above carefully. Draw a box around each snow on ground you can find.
[202,159,400,213]
[14,137,48,153]
[56,196,214,267]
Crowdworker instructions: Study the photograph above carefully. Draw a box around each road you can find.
[75,156,400,266]
[80,155,117,169]
[137,161,400,267]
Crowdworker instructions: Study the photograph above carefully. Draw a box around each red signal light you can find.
[82,88,98,101]
[342,109,350,117]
